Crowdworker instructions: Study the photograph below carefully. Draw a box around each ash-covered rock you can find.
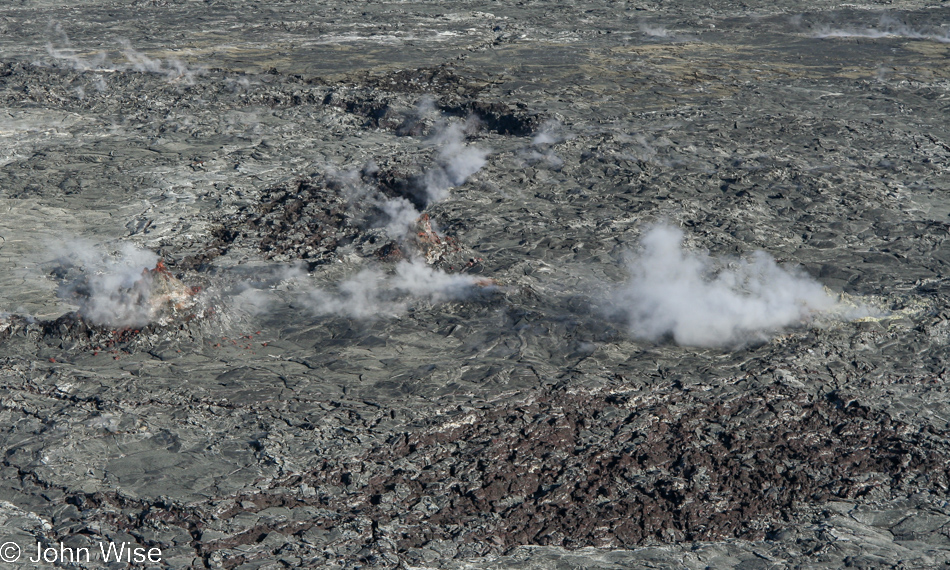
[351,64,498,99]
[210,176,362,266]
[442,100,545,136]
[321,87,545,137]
[96,383,948,568]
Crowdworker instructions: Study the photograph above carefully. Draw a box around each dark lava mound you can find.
[311,384,950,556]
[1,261,207,354]
[185,176,364,270]
[189,172,484,272]
[322,64,545,136]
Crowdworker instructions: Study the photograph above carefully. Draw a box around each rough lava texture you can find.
[2,1,950,569]
[344,385,950,554]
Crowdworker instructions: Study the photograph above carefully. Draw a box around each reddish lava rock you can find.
[304,384,950,554]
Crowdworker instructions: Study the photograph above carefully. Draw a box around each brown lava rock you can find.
[188,175,366,269]
[190,171,485,272]
[311,384,950,555]
[26,382,948,568]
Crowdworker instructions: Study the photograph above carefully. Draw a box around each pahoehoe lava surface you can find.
[2,1,950,569]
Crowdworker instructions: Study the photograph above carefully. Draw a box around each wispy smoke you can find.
[379,197,421,241]
[224,75,252,93]
[523,120,569,168]
[531,120,568,146]
[814,15,950,43]
[396,95,437,136]
[639,23,673,38]
[228,263,307,316]
[304,267,392,319]
[611,224,841,347]
[375,120,490,240]
[45,44,111,73]
[119,40,202,83]
[43,24,113,95]
[44,23,112,72]
[621,134,660,163]
[52,242,198,327]
[302,259,490,319]
[637,22,697,42]
[43,28,202,84]
[54,242,157,327]
[421,122,490,204]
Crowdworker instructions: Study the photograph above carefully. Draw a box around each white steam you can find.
[54,242,159,327]
[304,267,392,319]
[612,224,840,347]
[119,40,202,83]
[44,23,112,72]
[377,120,490,240]
[302,259,488,319]
[639,23,673,38]
[43,29,202,84]
[814,15,950,43]
[637,22,696,42]
[45,43,111,73]
[524,120,570,168]
[229,263,308,316]
[379,197,421,241]
[422,122,490,204]
[531,120,569,146]
[51,241,204,328]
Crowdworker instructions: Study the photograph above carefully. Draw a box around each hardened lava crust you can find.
[2,1,950,569]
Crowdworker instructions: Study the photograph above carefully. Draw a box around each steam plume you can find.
[44,23,112,72]
[524,120,569,168]
[639,23,673,38]
[52,242,198,327]
[119,40,201,83]
[229,264,307,316]
[421,122,489,204]
[303,259,489,319]
[43,30,201,83]
[53,242,157,326]
[379,197,421,241]
[814,15,950,43]
[531,120,568,146]
[377,120,489,239]
[612,224,839,347]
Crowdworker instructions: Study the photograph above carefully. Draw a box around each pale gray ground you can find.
[1,1,950,568]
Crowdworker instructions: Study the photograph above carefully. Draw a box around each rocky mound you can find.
[1,261,207,354]
[49,383,947,568]
[313,384,948,558]
[188,173,485,273]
